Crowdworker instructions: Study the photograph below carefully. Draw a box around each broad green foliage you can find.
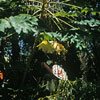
[36,32,68,55]
[0,0,6,2]
[0,0,100,100]
[37,40,55,54]
[39,32,55,41]
[81,7,100,16]
[75,19,100,27]
[41,31,87,51]
[65,33,87,50]
[38,79,98,100]
[0,14,38,34]
[37,40,67,55]
[0,19,11,32]
[54,11,79,18]
[0,0,24,18]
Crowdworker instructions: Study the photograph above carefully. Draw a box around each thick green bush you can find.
[38,79,99,100]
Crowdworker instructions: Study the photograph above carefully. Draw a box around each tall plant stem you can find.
[20,32,40,88]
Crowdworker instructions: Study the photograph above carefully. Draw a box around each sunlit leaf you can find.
[37,40,55,54]
[37,40,67,55]
[51,41,67,55]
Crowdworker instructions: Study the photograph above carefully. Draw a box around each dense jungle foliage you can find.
[0,0,100,100]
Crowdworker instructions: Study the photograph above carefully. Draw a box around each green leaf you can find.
[81,7,89,14]
[54,12,67,17]
[9,16,19,32]
[0,24,4,32]
[61,34,68,42]
[91,11,96,15]
[0,7,4,10]
[0,19,11,32]
[7,14,38,34]
[52,32,62,41]
[46,60,53,65]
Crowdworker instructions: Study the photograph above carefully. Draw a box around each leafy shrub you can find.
[38,79,99,100]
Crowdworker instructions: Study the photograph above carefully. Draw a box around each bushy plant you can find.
[38,79,99,100]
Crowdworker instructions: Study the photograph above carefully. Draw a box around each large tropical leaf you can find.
[0,14,38,34]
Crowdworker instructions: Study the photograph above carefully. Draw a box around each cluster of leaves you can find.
[0,14,38,34]
[73,18,100,54]
[37,40,67,55]
[1,78,99,100]
[75,19,100,28]
[0,0,100,100]
[0,0,25,18]
[39,79,99,100]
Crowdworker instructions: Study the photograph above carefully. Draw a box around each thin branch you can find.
[33,9,41,16]
[65,16,74,22]
[54,13,74,22]
[51,17,61,30]
[46,9,74,28]
[58,18,75,28]
[6,33,14,38]
[45,9,62,27]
